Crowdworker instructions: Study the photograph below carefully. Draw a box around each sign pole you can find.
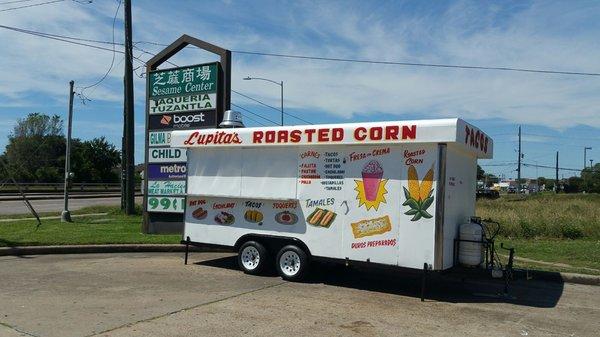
[61,80,75,223]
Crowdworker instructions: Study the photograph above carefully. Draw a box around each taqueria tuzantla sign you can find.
[149,93,216,114]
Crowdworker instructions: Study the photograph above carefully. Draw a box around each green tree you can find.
[564,176,584,193]
[12,113,63,138]
[477,165,485,180]
[2,113,121,183]
[581,164,600,193]
[3,113,65,182]
[71,137,120,183]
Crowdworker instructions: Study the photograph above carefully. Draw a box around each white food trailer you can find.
[171,118,492,281]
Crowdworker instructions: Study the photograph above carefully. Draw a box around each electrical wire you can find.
[77,0,121,99]
[232,90,313,125]
[523,162,599,173]
[3,24,600,77]
[133,41,600,77]
[0,0,64,12]
[231,103,278,125]
[0,0,37,5]
[230,50,600,77]
[522,132,600,142]
[0,24,123,53]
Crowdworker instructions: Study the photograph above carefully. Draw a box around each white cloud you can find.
[1,0,599,131]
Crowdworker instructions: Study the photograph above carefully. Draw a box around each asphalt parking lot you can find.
[1,252,598,337]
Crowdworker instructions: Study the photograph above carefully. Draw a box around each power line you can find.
[0,24,123,53]
[230,50,600,77]
[135,40,600,77]
[0,0,37,5]
[523,132,600,142]
[232,90,313,125]
[4,25,600,78]
[479,162,516,167]
[77,0,122,98]
[0,0,64,12]
[523,162,600,173]
[231,103,278,126]
[238,113,268,127]
[0,25,122,46]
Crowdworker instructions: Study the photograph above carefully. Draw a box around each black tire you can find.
[238,241,268,275]
[275,245,309,281]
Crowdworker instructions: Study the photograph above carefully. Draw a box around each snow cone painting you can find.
[355,160,388,211]
[362,160,384,201]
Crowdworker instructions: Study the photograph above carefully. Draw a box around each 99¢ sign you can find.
[147,196,185,213]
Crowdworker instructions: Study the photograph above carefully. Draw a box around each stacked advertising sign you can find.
[145,62,221,227]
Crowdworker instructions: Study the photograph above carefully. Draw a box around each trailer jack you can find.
[421,262,430,302]
[184,236,190,265]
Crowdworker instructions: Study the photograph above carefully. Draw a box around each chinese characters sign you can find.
[145,61,221,218]
[150,63,218,98]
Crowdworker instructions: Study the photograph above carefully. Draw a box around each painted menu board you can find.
[185,143,439,268]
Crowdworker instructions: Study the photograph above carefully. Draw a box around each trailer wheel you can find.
[238,241,268,275]
[276,245,308,281]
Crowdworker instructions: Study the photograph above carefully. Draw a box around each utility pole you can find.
[61,80,75,222]
[124,0,135,215]
[280,80,284,126]
[121,78,126,210]
[584,147,592,169]
[555,151,559,193]
[517,125,522,194]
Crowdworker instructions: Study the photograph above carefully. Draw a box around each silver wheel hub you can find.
[241,246,260,270]
[279,251,301,276]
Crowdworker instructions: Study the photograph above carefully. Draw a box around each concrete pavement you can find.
[0,196,143,215]
[1,252,598,337]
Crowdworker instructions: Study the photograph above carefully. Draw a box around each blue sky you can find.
[1,0,599,179]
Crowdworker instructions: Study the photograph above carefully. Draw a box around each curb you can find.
[520,269,600,286]
[0,244,228,256]
[1,245,598,286]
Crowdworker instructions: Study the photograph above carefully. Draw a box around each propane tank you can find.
[459,217,484,267]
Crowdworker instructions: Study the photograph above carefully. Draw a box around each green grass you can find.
[0,204,122,220]
[0,206,180,247]
[2,196,600,276]
[498,237,600,276]
[477,193,600,239]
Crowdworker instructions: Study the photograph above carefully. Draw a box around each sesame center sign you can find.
[150,63,218,98]
[144,60,222,224]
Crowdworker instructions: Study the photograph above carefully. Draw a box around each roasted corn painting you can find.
[403,163,435,221]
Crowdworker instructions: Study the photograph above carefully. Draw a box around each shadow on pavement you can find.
[195,255,563,308]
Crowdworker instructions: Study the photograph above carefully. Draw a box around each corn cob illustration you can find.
[419,164,434,201]
[403,162,435,221]
[408,165,420,200]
